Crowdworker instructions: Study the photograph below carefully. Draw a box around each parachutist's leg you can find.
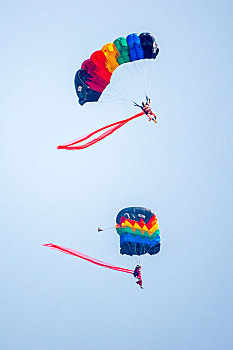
[147,115,152,121]
[151,113,157,123]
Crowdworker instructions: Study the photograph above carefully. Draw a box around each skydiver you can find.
[133,265,143,289]
[134,99,157,123]
[133,265,140,277]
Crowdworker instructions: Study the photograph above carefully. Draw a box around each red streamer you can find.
[43,243,133,274]
[57,112,144,150]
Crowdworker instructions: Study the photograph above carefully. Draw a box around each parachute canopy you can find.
[116,207,161,256]
[75,32,159,105]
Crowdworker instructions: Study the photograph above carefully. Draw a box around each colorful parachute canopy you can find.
[116,207,161,256]
[43,243,134,274]
[74,32,159,105]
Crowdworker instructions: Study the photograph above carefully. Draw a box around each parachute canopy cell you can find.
[115,207,161,256]
[113,37,131,64]
[74,32,159,105]
[74,70,101,106]
[126,33,144,61]
[139,32,159,59]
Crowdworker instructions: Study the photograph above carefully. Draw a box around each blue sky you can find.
[1,0,233,349]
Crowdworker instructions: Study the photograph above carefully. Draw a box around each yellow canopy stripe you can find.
[101,43,119,73]
[116,220,159,234]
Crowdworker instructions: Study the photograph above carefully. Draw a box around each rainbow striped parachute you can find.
[75,33,159,105]
[116,207,161,256]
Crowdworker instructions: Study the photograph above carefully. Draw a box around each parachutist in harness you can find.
[133,265,143,289]
[134,99,157,123]
[133,265,140,277]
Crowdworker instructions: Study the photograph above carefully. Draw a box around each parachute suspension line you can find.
[146,60,151,93]
[102,59,153,108]
[133,242,140,265]
[104,226,115,231]
[130,242,137,263]
[99,98,130,106]
[132,60,141,76]
[101,87,129,105]
[143,61,149,97]
[132,61,145,92]
[121,60,145,103]
[142,59,152,99]
[101,66,137,105]
[131,59,153,103]
[103,90,131,105]
[147,61,152,97]
[99,59,153,104]
[104,82,132,104]
[141,61,147,96]
[111,73,134,102]
[100,89,132,105]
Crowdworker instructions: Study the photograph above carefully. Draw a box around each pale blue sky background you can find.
[1,0,233,349]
